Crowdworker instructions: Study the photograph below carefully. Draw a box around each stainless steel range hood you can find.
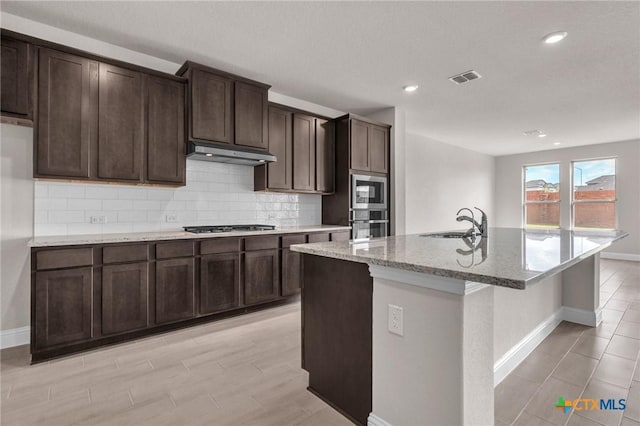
[187,141,276,166]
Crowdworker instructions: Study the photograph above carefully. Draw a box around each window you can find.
[523,163,560,228]
[572,158,617,229]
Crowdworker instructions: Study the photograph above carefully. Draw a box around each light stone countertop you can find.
[290,227,628,289]
[29,225,351,247]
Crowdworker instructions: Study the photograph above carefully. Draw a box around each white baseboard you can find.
[493,310,563,387]
[0,326,30,349]
[600,252,640,262]
[561,306,602,327]
[368,413,392,426]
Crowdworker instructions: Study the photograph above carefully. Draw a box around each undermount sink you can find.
[420,231,477,238]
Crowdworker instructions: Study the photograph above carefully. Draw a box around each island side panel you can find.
[301,254,372,425]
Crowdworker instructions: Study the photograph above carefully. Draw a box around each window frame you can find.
[570,157,618,230]
[522,162,561,229]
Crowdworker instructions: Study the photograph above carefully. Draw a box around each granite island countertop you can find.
[29,224,351,247]
[290,227,628,289]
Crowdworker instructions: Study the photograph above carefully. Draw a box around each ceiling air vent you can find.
[448,70,482,84]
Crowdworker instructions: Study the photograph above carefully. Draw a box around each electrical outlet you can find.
[90,215,107,224]
[388,304,404,336]
[165,214,178,223]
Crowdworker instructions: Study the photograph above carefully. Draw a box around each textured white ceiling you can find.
[2,1,638,155]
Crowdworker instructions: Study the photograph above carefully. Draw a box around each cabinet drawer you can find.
[36,248,93,270]
[103,244,148,264]
[201,238,240,255]
[244,235,279,251]
[156,241,194,259]
[308,233,330,243]
[282,234,307,248]
[331,231,350,242]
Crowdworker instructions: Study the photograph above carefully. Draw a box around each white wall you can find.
[494,140,640,256]
[404,133,495,234]
[1,124,34,337]
[34,161,321,236]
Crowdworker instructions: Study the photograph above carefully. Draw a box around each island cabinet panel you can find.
[265,106,293,190]
[293,114,316,191]
[102,262,149,335]
[146,76,186,184]
[243,249,280,305]
[200,253,240,314]
[369,124,389,174]
[36,48,96,178]
[349,119,370,172]
[234,81,268,149]
[97,63,144,181]
[190,68,234,144]
[315,118,335,193]
[34,267,93,349]
[155,258,195,324]
[302,254,372,425]
[1,37,31,118]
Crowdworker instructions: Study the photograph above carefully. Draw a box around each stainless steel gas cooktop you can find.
[182,224,276,234]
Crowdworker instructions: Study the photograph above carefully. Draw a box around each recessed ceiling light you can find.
[538,133,547,138]
[403,85,419,92]
[205,153,213,157]
[553,142,562,146]
[543,31,568,44]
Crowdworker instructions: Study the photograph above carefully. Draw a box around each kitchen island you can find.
[291,227,627,426]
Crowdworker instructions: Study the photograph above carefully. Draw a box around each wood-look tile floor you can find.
[496,259,640,426]
[0,259,637,426]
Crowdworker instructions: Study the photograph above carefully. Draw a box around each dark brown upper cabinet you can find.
[262,105,293,190]
[98,63,144,181]
[1,35,33,120]
[177,61,270,149]
[36,48,97,179]
[349,118,389,175]
[293,113,316,191]
[146,76,186,184]
[189,68,233,143]
[316,118,335,193]
[235,81,268,149]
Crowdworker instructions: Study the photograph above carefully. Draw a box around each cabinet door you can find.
[267,106,293,190]
[1,37,30,117]
[102,262,148,335]
[200,253,240,315]
[369,125,389,174]
[235,81,268,149]
[155,258,195,324]
[282,248,302,296]
[350,119,370,172]
[37,48,95,178]
[147,76,186,184]
[315,118,335,193]
[293,114,316,191]
[98,63,144,181]
[244,249,279,305]
[191,68,233,143]
[34,267,92,349]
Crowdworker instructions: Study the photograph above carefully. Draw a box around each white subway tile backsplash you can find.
[34,160,321,236]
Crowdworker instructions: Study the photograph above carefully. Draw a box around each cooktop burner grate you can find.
[183,224,276,234]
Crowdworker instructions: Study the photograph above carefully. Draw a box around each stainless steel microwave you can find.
[351,174,387,209]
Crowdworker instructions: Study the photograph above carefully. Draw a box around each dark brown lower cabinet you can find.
[155,258,195,324]
[34,267,93,349]
[244,249,280,305]
[282,248,302,296]
[200,253,240,314]
[102,262,149,335]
